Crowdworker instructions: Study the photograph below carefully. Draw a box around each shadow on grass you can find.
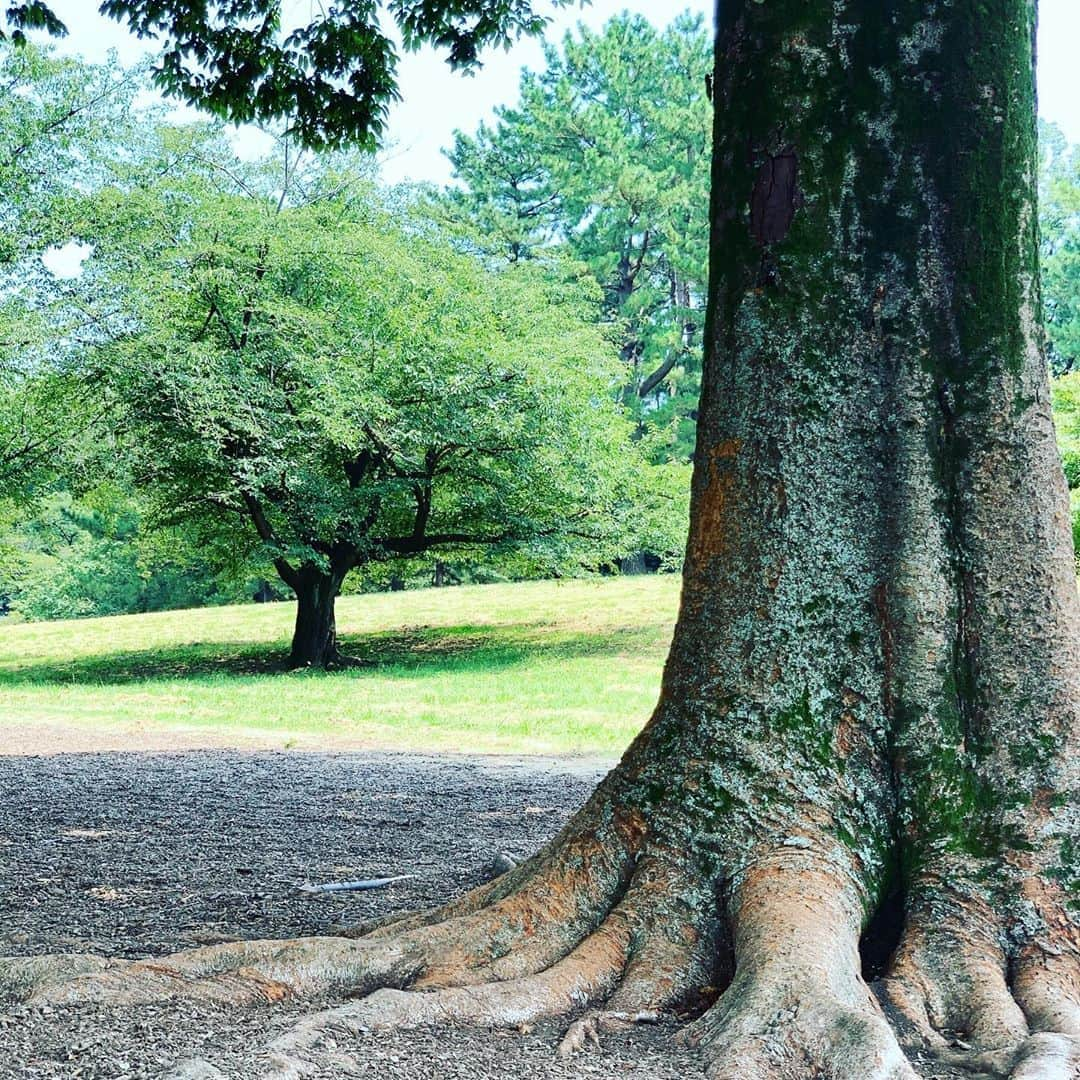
[0,623,668,688]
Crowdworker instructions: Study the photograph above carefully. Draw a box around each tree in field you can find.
[445,13,712,459]
[4,3,1080,1078]
[82,144,658,668]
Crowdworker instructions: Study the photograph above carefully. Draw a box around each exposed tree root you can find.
[264,909,633,1077]
[934,1033,1080,1080]
[5,937,417,1007]
[1,821,726,1075]
[4,783,1078,1080]
[548,857,716,1057]
[0,780,648,1006]
[7,851,1080,1078]
[694,999,918,1080]
[264,852,713,1076]
[677,863,918,1080]
[881,892,1080,1080]
[882,901,1028,1053]
[1012,944,1080,1038]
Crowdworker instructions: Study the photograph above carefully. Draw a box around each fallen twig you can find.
[295,875,415,894]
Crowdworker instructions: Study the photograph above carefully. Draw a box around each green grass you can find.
[0,577,681,756]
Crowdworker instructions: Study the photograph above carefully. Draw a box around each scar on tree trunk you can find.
[3,3,1079,1079]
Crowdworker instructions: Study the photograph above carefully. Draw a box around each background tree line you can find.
[3,12,1080,638]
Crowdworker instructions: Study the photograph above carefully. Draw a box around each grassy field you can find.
[0,577,681,757]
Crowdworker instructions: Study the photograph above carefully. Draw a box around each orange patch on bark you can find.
[689,440,742,568]
[835,688,866,758]
[836,712,857,757]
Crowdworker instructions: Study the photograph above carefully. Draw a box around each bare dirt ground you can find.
[0,745,962,1079]
[0,719,416,759]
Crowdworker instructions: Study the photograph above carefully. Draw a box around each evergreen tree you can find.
[446,13,712,459]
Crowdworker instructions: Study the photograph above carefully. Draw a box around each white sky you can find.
[37,0,1080,186]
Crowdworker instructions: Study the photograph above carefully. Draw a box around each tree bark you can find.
[5,2,1079,1077]
[287,566,345,669]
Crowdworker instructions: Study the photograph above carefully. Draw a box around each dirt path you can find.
[0,749,706,1079]
[0,750,961,1079]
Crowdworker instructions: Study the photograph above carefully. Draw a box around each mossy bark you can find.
[675,0,1076,919]
[646,0,1078,1071]
[3,2,1078,1076]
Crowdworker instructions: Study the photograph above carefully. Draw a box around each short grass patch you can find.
[0,577,681,756]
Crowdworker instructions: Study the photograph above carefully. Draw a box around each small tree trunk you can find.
[288,569,344,669]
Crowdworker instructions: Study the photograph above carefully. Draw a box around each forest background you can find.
[4,7,1080,628]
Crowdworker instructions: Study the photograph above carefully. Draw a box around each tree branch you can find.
[638,353,679,399]
[376,531,511,555]
[241,490,300,590]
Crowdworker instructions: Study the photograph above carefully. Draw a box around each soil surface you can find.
[0,749,962,1079]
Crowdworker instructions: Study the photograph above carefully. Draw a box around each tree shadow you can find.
[0,623,667,688]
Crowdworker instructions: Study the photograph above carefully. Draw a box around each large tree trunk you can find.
[4,2,1078,1077]
[631,0,1080,1072]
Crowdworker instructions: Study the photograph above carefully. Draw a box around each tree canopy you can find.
[0,44,139,507]
[67,129,682,661]
[0,40,693,627]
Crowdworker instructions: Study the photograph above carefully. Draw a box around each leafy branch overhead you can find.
[1,0,584,148]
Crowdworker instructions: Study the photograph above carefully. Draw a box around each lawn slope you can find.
[0,577,680,756]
